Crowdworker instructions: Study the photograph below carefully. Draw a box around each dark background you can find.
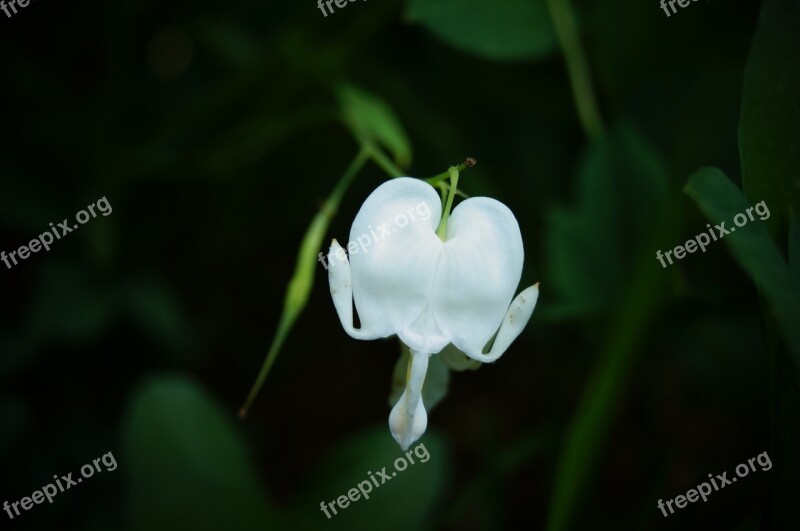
[1,0,797,530]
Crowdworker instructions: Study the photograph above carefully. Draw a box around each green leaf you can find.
[406,0,557,61]
[689,169,800,531]
[739,0,800,231]
[543,124,669,318]
[124,376,280,531]
[389,343,451,413]
[738,7,800,524]
[684,167,800,365]
[337,85,412,168]
[298,426,449,531]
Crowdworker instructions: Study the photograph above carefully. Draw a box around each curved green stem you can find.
[366,144,404,178]
[546,0,604,139]
[239,148,369,418]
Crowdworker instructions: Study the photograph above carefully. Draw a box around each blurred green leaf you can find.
[298,426,449,531]
[739,0,800,232]
[124,376,280,531]
[684,167,800,365]
[681,160,800,526]
[337,84,413,168]
[543,124,669,318]
[389,343,450,413]
[406,0,557,61]
[738,5,800,525]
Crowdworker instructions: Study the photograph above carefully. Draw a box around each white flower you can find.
[327,177,539,449]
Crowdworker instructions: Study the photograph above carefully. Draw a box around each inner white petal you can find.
[398,304,450,354]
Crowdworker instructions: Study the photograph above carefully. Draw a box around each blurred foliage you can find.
[685,169,800,364]
[1,0,796,530]
[739,0,800,234]
[543,123,669,319]
[406,0,557,61]
[298,426,450,531]
[338,84,413,168]
[545,123,671,531]
[125,377,282,531]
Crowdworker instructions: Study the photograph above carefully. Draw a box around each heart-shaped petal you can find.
[348,178,446,351]
[433,197,525,356]
[341,178,527,356]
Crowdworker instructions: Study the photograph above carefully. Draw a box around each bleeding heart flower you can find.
[327,177,539,449]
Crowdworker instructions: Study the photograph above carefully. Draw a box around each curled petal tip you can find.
[388,349,430,450]
[389,391,427,451]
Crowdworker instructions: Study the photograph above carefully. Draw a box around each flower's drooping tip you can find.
[388,349,430,450]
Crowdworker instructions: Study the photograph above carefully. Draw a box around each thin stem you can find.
[546,0,603,139]
[424,157,476,186]
[329,147,371,206]
[436,167,460,240]
[438,181,471,199]
[366,145,404,178]
[238,148,370,418]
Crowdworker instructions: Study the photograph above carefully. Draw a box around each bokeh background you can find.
[1,0,798,530]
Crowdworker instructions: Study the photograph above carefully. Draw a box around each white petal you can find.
[432,197,525,356]
[388,349,430,450]
[348,178,445,348]
[464,283,539,362]
[327,239,384,340]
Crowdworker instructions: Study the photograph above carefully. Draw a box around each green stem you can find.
[424,157,476,185]
[436,167,460,240]
[546,0,603,139]
[329,147,371,206]
[366,145,404,178]
[239,148,370,418]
